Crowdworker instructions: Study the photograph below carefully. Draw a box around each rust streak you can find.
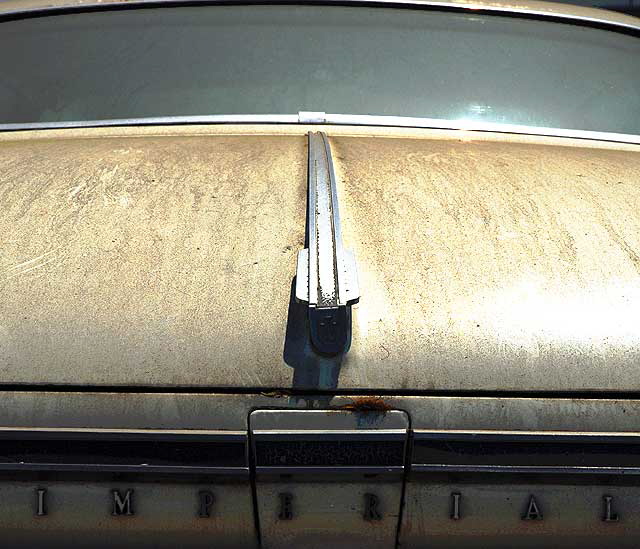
[338,397,393,413]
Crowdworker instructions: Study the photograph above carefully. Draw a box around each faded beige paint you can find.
[4,391,640,432]
[0,133,306,386]
[335,135,640,391]
[1,127,640,391]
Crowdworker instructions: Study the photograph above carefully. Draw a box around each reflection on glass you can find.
[1,6,639,134]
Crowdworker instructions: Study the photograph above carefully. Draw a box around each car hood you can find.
[1,126,640,392]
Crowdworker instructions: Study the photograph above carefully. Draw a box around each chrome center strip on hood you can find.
[296,131,359,355]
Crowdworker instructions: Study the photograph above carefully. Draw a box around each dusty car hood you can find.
[1,127,640,392]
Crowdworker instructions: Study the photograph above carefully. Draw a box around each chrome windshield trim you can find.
[1,0,639,34]
[326,114,640,144]
[2,114,640,145]
[0,114,300,131]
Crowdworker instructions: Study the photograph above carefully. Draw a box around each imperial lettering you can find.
[35,488,47,517]
[450,493,461,520]
[364,493,382,521]
[111,489,134,516]
[522,496,543,521]
[198,490,215,518]
[12,487,630,527]
[278,492,293,520]
[603,495,619,522]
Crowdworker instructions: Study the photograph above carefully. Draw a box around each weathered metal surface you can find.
[0,427,249,474]
[2,126,640,391]
[4,392,640,433]
[0,132,306,387]
[0,481,256,548]
[1,392,640,544]
[256,481,401,549]
[411,430,640,474]
[333,134,640,391]
[251,410,408,549]
[0,426,255,546]
[400,481,640,548]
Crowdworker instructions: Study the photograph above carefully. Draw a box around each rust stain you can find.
[339,397,393,413]
[259,390,292,399]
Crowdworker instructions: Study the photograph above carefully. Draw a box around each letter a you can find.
[522,495,543,521]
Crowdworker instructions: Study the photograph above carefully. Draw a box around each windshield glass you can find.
[1,5,639,134]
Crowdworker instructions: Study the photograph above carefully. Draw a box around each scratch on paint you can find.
[68,181,87,198]
[69,165,119,200]
[5,248,61,280]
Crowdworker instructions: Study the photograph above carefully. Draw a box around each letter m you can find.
[112,489,134,516]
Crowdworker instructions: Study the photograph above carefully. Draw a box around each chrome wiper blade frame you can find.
[296,131,359,355]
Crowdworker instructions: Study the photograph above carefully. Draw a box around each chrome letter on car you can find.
[111,489,134,516]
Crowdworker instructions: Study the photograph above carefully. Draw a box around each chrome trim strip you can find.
[252,430,408,441]
[411,465,640,475]
[0,0,639,33]
[0,428,249,474]
[412,430,640,442]
[325,114,640,144]
[296,131,359,308]
[0,427,247,441]
[0,114,299,131]
[296,131,359,355]
[253,429,407,435]
[0,464,250,475]
[255,466,405,475]
[1,114,639,145]
[412,431,640,476]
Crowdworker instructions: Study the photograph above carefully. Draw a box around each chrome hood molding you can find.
[296,132,359,355]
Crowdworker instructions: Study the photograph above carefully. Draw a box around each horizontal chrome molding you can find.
[0,427,247,441]
[0,427,249,474]
[253,430,407,441]
[253,437,407,466]
[412,430,640,443]
[411,464,640,475]
[0,463,250,475]
[0,0,639,34]
[255,465,405,475]
[1,114,639,145]
[251,410,409,470]
[412,430,640,476]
